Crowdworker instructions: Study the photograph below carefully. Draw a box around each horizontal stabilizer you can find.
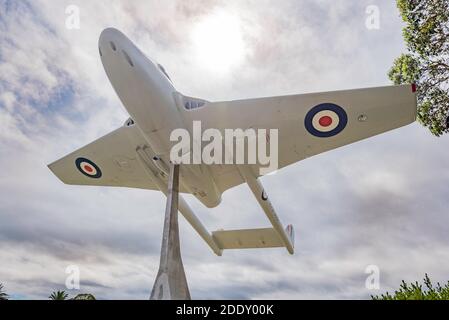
[212,227,286,250]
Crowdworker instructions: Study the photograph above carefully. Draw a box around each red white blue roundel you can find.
[304,103,348,138]
[75,157,102,178]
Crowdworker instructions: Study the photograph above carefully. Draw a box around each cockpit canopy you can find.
[183,96,206,110]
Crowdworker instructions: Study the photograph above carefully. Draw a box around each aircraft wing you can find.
[186,84,417,193]
[48,123,159,190]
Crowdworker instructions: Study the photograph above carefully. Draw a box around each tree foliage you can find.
[388,0,449,136]
[49,290,69,300]
[48,291,96,300]
[1,286,97,300]
[71,293,96,300]
[0,283,9,300]
[372,274,449,300]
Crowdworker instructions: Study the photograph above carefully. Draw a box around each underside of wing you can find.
[179,84,417,193]
[49,123,159,190]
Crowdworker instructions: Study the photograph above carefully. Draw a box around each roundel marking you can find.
[304,103,348,137]
[75,157,102,179]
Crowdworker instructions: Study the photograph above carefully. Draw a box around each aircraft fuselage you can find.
[99,28,221,207]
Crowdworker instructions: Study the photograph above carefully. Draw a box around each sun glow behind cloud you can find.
[190,11,247,74]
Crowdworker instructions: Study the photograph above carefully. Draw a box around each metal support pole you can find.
[150,163,191,300]
[136,148,222,256]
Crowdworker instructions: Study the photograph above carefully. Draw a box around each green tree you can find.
[0,283,9,300]
[71,293,96,300]
[388,0,449,136]
[49,290,69,300]
[372,274,449,300]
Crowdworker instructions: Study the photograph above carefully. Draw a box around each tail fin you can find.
[285,224,295,250]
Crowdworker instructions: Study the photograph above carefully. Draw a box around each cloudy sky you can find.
[1,0,449,300]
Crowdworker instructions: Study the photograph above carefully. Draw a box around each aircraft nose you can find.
[98,28,141,69]
[99,27,126,52]
[99,27,123,43]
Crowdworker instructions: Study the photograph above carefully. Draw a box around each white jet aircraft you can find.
[49,28,417,256]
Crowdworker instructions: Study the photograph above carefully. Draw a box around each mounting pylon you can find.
[150,163,191,300]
